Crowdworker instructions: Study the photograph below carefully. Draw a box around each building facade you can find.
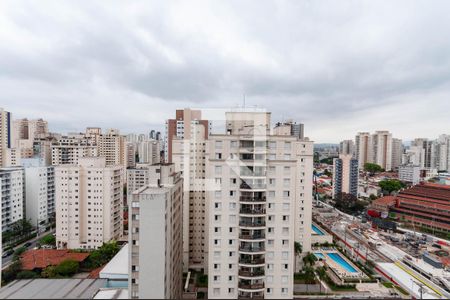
[0,108,12,168]
[206,111,313,299]
[51,134,98,165]
[332,154,358,198]
[339,140,355,156]
[0,167,24,232]
[55,157,123,249]
[398,164,421,185]
[129,164,183,299]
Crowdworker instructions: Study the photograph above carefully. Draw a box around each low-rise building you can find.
[398,164,421,185]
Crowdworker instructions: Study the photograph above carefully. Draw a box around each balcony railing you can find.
[239,258,265,265]
[238,283,265,290]
[239,208,266,215]
[239,233,265,240]
[238,270,265,277]
[240,196,266,202]
[239,245,265,252]
[239,221,266,227]
[240,183,266,190]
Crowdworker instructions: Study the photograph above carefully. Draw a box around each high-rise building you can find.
[12,118,49,162]
[51,134,98,165]
[371,131,392,171]
[129,163,183,299]
[55,157,123,249]
[391,138,403,171]
[125,142,136,168]
[355,132,371,169]
[339,140,355,156]
[172,122,207,270]
[206,111,313,299]
[274,120,304,139]
[89,128,126,166]
[434,134,450,172]
[0,167,24,232]
[164,108,210,163]
[0,108,12,167]
[332,154,358,198]
[22,158,55,231]
[137,140,160,164]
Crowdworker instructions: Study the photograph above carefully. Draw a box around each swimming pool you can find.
[326,253,358,273]
[312,224,324,236]
[314,253,325,259]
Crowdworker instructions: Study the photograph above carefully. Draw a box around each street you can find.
[2,229,55,270]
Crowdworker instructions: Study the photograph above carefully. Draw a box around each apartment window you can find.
[267,276,273,283]
[282,227,289,234]
[213,275,220,283]
[284,154,291,160]
[214,263,220,270]
[282,215,289,221]
[283,203,290,210]
[214,227,220,233]
[230,190,235,197]
[267,263,274,270]
[229,202,236,210]
[228,288,234,294]
[283,178,290,187]
[214,202,221,209]
[284,141,291,150]
[230,141,238,148]
[269,141,276,149]
[269,154,276,160]
[268,191,275,198]
[215,191,222,198]
[283,191,290,198]
[215,166,222,174]
[283,264,288,270]
[282,251,289,259]
[267,288,272,294]
[215,141,223,149]
[268,203,274,210]
[214,239,220,246]
[282,240,289,246]
[228,275,233,281]
[214,251,220,257]
[230,178,237,184]
[213,288,220,296]
[269,178,275,185]
[215,153,222,159]
[268,227,274,234]
[214,215,220,221]
[215,178,222,184]
[268,215,274,222]
[282,288,288,295]
[267,239,274,246]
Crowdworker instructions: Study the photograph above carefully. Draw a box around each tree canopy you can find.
[364,163,384,174]
[379,179,405,194]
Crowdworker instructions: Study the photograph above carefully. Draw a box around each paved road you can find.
[2,229,55,270]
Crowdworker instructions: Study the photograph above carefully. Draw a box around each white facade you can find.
[0,167,24,232]
[23,158,55,229]
[339,140,355,156]
[0,108,12,168]
[90,128,126,167]
[371,131,393,171]
[51,135,98,165]
[129,164,183,299]
[355,132,371,169]
[206,111,313,299]
[398,165,421,185]
[391,138,403,171]
[55,157,123,249]
[137,140,160,164]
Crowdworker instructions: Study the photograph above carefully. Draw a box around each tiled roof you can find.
[20,249,90,270]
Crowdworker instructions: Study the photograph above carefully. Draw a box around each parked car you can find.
[2,249,14,258]
[24,242,32,248]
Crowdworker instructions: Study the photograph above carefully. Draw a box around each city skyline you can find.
[1,1,450,143]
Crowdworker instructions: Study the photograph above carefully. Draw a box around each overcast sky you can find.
[1,1,449,143]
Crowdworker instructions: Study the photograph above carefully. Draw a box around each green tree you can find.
[41,266,58,278]
[1,261,22,283]
[83,241,120,269]
[364,163,383,174]
[40,234,56,245]
[379,179,405,194]
[13,246,27,261]
[369,194,378,201]
[55,259,79,277]
[302,252,317,266]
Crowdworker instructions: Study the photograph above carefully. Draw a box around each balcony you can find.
[239,232,265,240]
[240,196,266,203]
[240,183,266,190]
[238,283,265,290]
[239,221,265,227]
[239,208,266,215]
[238,269,265,277]
[239,257,265,265]
[239,245,265,252]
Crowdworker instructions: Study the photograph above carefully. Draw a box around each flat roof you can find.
[0,279,107,299]
[93,288,128,299]
[99,244,128,279]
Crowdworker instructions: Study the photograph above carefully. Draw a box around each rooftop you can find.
[20,249,90,270]
[99,244,128,280]
[0,279,107,299]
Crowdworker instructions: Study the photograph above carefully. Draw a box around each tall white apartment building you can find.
[137,140,160,164]
[332,154,358,198]
[55,157,123,249]
[391,138,403,171]
[125,142,136,168]
[127,163,153,199]
[22,158,55,230]
[339,140,355,156]
[371,131,392,171]
[207,111,313,299]
[129,163,183,299]
[172,122,207,270]
[0,108,12,167]
[0,167,24,232]
[434,134,450,172]
[398,164,421,185]
[51,134,98,165]
[355,132,371,169]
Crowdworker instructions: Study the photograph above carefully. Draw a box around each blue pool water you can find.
[312,224,324,235]
[326,253,358,273]
[314,253,325,259]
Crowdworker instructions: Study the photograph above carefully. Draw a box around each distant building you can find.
[88,128,126,167]
[51,134,98,165]
[273,120,305,139]
[0,108,12,167]
[332,154,358,198]
[55,157,123,249]
[355,132,371,169]
[164,108,210,163]
[23,158,55,230]
[129,163,183,299]
[391,138,403,171]
[398,164,420,185]
[0,167,24,232]
[339,140,355,156]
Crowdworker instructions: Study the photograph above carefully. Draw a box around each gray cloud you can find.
[0,0,449,142]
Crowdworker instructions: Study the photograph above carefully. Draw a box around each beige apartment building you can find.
[129,163,183,299]
[55,157,123,249]
[167,108,210,271]
[206,111,313,299]
[355,132,372,169]
[51,134,98,165]
[356,131,395,171]
[0,108,12,167]
[88,128,126,166]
